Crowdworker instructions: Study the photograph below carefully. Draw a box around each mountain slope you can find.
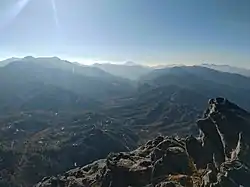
[0,81,100,113]
[140,66,250,110]
[0,57,20,67]
[0,111,139,186]
[201,63,250,77]
[105,85,207,140]
[142,66,250,89]
[0,57,135,113]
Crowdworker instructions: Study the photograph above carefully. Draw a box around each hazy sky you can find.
[0,0,249,66]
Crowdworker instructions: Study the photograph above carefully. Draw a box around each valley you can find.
[0,57,250,186]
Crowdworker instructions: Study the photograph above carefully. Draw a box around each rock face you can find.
[36,98,250,187]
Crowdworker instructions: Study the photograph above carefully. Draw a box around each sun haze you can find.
[0,0,249,66]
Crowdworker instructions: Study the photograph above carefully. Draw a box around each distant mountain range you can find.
[201,63,250,77]
[94,61,250,80]
[1,57,250,186]
[0,57,135,114]
[2,57,250,78]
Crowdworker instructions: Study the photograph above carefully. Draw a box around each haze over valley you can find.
[0,57,250,186]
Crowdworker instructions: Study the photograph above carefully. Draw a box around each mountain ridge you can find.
[201,63,250,77]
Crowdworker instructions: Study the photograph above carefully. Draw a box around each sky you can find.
[0,0,249,66]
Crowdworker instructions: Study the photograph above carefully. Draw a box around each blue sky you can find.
[0,0,249,66]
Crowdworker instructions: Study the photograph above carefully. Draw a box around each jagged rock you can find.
[186,135,205,168]
[150,147,165,162]
[105,153,153,186]
[209,98,250,159]
[201,163,217,187]
[155,181,184,187]
[151,138,185,162]
[215,173,238,187]
[197,117,225,168]
[36,176,65,187]
[152,146,193,180]
[219,160,250,186]
[153,136,165,146]
[36,98,250,187]
[157,138,185,150]
[230,132,250,165]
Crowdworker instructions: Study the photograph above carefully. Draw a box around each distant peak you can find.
[48,56,61,60]
[201,63,229,67]
[124,61,137,66]
[23,56,35,60]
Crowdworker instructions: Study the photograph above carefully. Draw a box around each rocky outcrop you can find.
[36,98,250,187]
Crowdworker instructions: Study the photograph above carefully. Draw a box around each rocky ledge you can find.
[36,98,250,187]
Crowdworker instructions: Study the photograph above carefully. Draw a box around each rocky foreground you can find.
[36,98,250,187]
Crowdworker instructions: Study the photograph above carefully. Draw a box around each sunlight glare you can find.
[0,0,32,30]
[51,0,59,29]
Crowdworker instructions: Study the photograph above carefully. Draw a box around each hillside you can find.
[201,63,250,77]
[0,111,138,186]
[140,66,250,111]
[36,98,250,187]
[105,85,206,139]
[0,57,135,114]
